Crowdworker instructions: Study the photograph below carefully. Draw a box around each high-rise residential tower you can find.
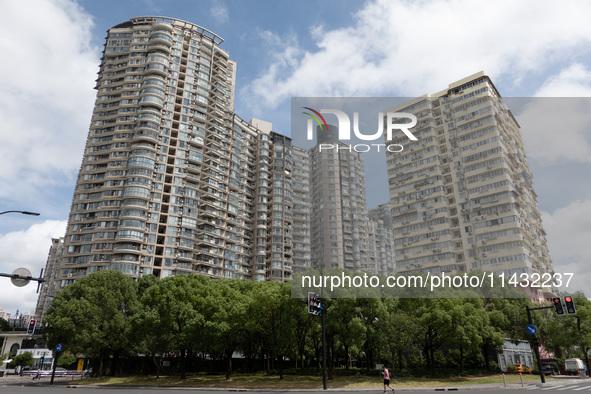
[386,72,554,290]
[34,237,65,321]
[292,146,312,273]
[57,17,294,287]
[309,125,395,274]
[50,16,399,298]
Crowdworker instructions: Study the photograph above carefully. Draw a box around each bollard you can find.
[503,374,506,388]
[520,373,524,387]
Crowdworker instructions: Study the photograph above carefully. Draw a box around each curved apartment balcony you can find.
[140,86,166,101]
[112,242,143,254]
[145,62,168,77]
[122,184,152,201]
[133,128,159,143]
[149,32,174,46]
[139,93,164,109]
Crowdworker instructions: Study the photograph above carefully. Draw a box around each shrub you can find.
[506,365,518,374]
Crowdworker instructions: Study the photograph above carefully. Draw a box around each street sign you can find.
[10,268,31,287]
[526,324,537,335]
[55,344,63,352]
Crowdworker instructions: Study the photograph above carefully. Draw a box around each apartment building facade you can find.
[309,125,395,274]
[34,237,65,321]
[57,17,296,287]
[49,16,401,299]
[292,146,312,273]
[385,72,554,284]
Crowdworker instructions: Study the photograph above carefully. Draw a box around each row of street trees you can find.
[43,270,590,379]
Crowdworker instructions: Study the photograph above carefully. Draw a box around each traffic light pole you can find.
[526,305,552,384]
[50,349,60,385]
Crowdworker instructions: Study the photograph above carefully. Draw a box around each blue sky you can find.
[1,0,591,315]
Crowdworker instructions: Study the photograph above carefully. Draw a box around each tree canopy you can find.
[43,271,590,379]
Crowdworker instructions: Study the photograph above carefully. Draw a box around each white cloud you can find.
[542,201,591,296]
[0,220,67,316]
[0,0,99,207]
[211,0,229,23]
[535,63,591,97]
[516,98,591,165]
[243,0,591,108]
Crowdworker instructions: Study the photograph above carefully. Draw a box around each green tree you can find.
[0,317,9,350]
[571,294,591,373]
[449,299,485,371]
[401,298,454,377]
[482,297,529,369]
[0,317,9,332]
[286,294,314,369]
[543,293,591,371]
[246,281,294,380]
[200,279,252,380]
[8,352,34,375]
[329,298,366,370]
[131,275,173,378]
[356,297,389,373]
[140,274,209,379]
[44,270,138,376]
[57,352,77,368]
[381,298,417,376]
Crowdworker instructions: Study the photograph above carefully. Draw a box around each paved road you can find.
[1,376,590,393]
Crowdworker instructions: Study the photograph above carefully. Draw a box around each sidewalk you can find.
[0,373,84,385]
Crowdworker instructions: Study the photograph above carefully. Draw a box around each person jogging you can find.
[381,365,394,393]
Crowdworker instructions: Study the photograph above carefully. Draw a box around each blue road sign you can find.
[56,343,63,352]
[526,324,537,335]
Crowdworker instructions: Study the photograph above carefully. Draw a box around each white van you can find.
[565,358,588,376]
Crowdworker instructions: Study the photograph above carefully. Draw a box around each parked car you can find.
[541,364,560,375]
[509,363,532,373]
[54,367,68,376]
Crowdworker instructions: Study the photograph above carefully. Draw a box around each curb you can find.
[59,384,508,391]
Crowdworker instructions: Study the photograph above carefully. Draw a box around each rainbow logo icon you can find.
[302,107,328,131]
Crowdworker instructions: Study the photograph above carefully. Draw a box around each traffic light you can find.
[552,297,565,316]
[564,296,576,314]
[308,292,322,315]
[26,319,36,334]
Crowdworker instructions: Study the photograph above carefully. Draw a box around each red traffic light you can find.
[26,319,37,334]
[564,296,576,314]
[552,297,565,315]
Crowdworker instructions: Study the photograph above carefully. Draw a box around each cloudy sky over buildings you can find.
[1,0,590,314]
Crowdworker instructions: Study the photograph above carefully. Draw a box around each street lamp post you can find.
[0,210,44,290]
[0,211,41,216]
